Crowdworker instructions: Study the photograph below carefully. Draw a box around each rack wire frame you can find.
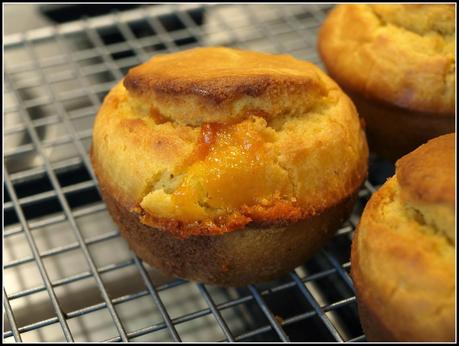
[3,4,382,342]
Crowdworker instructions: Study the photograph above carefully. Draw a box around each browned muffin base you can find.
[344,88,454,162]
[102,185,358,287]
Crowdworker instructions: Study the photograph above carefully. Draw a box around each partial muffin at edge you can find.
[351,133,455,341]
[318,4,455,160]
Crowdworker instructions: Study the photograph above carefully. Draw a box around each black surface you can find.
[39,4,142,23]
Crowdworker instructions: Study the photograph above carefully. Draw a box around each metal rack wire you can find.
[4,4,394,342]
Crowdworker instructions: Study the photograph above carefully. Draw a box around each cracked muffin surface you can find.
[351,133,455,341]
[91,47,368,238]
[318,4,455,161]
[318,4,455,114]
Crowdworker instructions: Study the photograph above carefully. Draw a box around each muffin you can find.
[351,133,455,341]
[91,47,368,286]
[318,4,455,161]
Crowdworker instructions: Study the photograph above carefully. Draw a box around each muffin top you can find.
[319,4,455,114]
[396,133,455,242]
[124,47,334,125]
[354,133,455,340]
[92,47,368,238]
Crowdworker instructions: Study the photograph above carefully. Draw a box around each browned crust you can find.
[122,47,334,126]
[123,47,327,106]
[92,143,366,239]
[139,199,304,239]
[126,74,280,105]
[102,175,359,286]
[343,87,455,161]
[396,133,455,207]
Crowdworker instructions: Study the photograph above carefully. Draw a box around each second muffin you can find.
[352,133,455,341]
[318,4,455,161]
[91,47,368,286]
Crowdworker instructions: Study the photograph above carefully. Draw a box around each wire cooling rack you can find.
[3,4,395,342]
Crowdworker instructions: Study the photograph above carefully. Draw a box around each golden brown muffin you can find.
[91,47,368,286]
[318,4,455,161]
[351,133,456,341]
